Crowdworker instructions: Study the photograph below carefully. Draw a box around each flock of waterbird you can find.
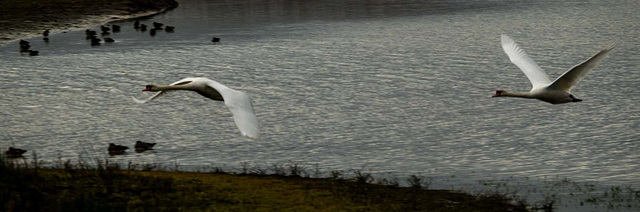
[5,24,615,159]
[108,141,157,156]
[81,21,178,47]
[17,20,222,56]
[4,141,157,158]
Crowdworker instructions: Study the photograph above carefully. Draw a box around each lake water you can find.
[1,0,639,210]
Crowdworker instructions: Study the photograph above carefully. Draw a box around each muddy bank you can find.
[0,0,178,45]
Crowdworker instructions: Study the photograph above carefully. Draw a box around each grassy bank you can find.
[0,0,178,44]
[1,157,528,211]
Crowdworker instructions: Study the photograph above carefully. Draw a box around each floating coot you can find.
[85,30,97,39]
[90,37,101,46]
[134,141,156,153]
[153,22,163,30]
[108,143,128,155]
[100,25,110,33]
[5,147,27,158]
[19,39,31,52]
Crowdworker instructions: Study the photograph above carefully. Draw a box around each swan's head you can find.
[493,90,506,97]
[143,84,157,91]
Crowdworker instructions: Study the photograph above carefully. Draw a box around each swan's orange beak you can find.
[493,90,503,97]
[142,87,150,91]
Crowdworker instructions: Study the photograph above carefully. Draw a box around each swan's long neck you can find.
[501,91,534,98]
[154,84,194,91]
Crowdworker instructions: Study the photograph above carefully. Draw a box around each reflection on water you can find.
[1,0,639,210]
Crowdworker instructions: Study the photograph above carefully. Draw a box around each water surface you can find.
[1,0,639,210]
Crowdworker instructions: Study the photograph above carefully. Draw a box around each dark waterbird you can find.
[100,25,110,33]
[42,29,50,37]
[90,37,101,46]
[87,30,101,46]
[5,147,27,158]
[85,30,97,39]
[140,24,147,31]
[104,37,115,43]
[28,50,39,56]
[135,141,156,153]
[165,26,175,32]
[150,28,157,36]
[212,37,220,43]
[112,24,121,32]
[108,143,128,155]
[134,20,140,29]
[19,39,31,52]
[153,22,163,30]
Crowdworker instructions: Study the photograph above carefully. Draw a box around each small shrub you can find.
[330,170,343,179]
[407,175,423,189]
[287,161,305,177]
[353,170,373,184]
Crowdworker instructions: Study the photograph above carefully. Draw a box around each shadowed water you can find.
[1,0,639,210]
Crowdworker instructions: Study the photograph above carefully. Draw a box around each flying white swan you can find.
[133,77,261,140]
[493,34,615,104]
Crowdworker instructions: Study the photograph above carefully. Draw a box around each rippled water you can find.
[1,0,639,210]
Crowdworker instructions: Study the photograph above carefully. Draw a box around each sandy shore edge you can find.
[0,0,178,46]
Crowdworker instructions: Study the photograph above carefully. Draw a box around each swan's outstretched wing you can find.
[548,43,616,92]
[132,78,197,104]
[204,80,261,141]
[501,34,552,89]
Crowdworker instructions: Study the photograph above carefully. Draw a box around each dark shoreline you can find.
[0,0,178,45]
[1,157,529,211]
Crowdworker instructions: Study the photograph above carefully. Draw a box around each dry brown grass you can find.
[0,156,529,212]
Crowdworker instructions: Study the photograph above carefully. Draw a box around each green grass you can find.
[0,156,528,212]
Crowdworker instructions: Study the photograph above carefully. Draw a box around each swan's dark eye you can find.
[143,85,154,91]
